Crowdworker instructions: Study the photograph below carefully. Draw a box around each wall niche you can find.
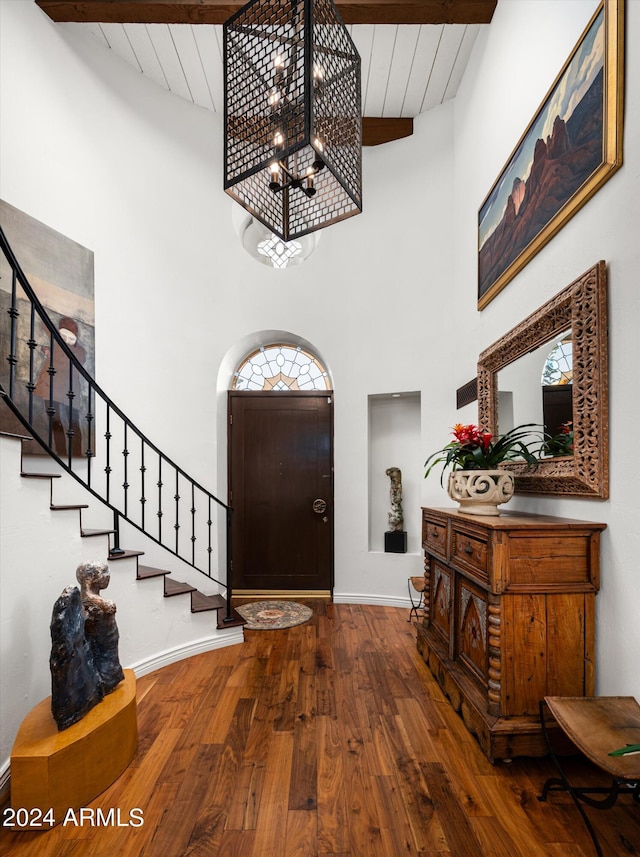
[368,392,421,553]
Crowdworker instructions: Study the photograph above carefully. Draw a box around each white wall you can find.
[451,0,640,698]
[0,0,638,776]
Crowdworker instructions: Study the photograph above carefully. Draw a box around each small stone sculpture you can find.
[77,560,124,694]
[385,467,404,532]
[49,560,124,731]
[50,586,103,731]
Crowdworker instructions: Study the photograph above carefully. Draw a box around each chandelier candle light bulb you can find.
[269,162,281,190]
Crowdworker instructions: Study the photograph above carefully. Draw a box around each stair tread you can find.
[0,430,32,441]
[217,607,246,629]
[108,549,144,561]
[137,564,172,580]
[21,472,61,479]
[191,591,226,613]
[81,528,115,537]
[51,504,90,510]
[164,578,196,597]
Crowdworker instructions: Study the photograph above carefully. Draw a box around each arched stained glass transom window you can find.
[541,335,573,386]
[233,344,330,391]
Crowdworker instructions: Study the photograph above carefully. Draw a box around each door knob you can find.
[312,498,327,514]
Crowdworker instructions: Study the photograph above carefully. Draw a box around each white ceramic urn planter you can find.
[447,470,515,516]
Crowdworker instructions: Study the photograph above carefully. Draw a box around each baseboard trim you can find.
[129,628,245,678]
[333,593,412,609]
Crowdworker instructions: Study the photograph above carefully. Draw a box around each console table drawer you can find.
[423,517,448,558]
[451,526,489,581]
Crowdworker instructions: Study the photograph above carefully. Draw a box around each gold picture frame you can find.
[478,0,623,310]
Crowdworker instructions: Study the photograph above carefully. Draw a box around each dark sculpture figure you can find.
[77,560,124,694]
[50,586,103,731]
[49,561,124,731]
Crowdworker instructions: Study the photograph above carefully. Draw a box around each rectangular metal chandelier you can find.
[224,0,362,242]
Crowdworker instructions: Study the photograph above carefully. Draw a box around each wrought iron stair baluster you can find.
[46,329,55,450]
[207,497,213,578]
[26,302,36,426]
[157,454,163,542]
[105,404,112,503]
[191,483,196,567]
[7,266,19,399]
[140,437,146,530]
[66,356,75,468]
[174,469,180,555]
[122,422,129,518]
[85,386,94,485]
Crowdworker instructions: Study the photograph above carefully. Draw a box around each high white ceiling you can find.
[60,20,484,120]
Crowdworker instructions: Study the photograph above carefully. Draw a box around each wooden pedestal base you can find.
[10,669,137,827]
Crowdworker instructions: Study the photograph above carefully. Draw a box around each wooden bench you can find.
[538,696,640,856]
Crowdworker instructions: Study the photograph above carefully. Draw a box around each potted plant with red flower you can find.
[424,423,541,516]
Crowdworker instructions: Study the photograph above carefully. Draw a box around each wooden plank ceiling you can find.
[35,0,496,145]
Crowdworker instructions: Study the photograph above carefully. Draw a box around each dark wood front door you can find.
[228,391,333,593]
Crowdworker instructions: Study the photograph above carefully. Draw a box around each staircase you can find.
[11,432,244,628]
[0,223,244,631]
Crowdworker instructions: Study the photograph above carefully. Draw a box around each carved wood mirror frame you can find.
[477,261,608,498]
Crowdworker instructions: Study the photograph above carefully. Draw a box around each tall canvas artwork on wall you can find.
[0,200,96,456]
[478,0,623,309]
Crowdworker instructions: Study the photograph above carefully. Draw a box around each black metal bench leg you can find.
[538,700,605,857]
[407,578,423,623]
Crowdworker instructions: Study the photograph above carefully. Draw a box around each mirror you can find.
[497,329,573,450]
[477,261,608,498]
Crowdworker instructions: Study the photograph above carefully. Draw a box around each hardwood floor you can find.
[2,602,638,856]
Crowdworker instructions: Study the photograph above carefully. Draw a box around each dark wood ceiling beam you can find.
[227,115,412,146]
[35,1,497,26]
[362,117,413,146]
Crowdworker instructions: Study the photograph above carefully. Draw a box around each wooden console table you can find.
[416,507,606,761]
[539,696,640,857]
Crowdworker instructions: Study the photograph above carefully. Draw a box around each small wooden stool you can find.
[408,576,426,622]
[538,696,640,856]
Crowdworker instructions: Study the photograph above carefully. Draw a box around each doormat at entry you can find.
[236,601,313,630]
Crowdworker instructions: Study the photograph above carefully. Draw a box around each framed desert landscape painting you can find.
[478,0,623,310]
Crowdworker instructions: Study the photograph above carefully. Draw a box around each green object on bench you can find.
[609,743,640,757]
